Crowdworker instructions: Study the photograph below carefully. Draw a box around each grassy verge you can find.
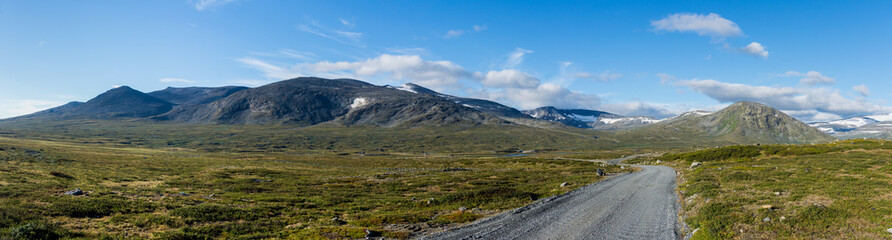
[0,136,630,239]
[665,139,892,239]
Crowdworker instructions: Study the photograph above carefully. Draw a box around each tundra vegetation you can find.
[0,123,633,239]
[663,139,892,239]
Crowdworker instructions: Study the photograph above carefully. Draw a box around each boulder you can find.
[64,188,84,196]
[690,162,702,168]
[596,169,606,176]
[560,182,569,187]
[365,229,381,239]
[886,228,892,234]
[762,217,771,222]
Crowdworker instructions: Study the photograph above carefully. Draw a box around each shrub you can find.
[169,204,276,223]
[8,222,65,240]
[51,197,156,218]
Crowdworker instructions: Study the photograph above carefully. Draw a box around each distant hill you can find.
[522,106,660,130]
[624,101,834,145]
[17,86,173,119]
[152,78,506,127]
[808,113,892,140]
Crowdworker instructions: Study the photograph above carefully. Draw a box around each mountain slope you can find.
[625,101,834,145]
[148,86,249,106]
[156,77,504,127]
[391,83,531,119]
[16,86,173,119]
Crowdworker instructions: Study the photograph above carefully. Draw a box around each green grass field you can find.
[0,133,633,239]
[664,140,892,239]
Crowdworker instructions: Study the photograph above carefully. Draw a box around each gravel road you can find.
[421,156,680,240]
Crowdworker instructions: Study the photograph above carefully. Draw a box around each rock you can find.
[560,182,569,187]
[596,169,606,176]
[690,162,702,168]
[655,160,661,164]
[365,229,381,238]
[774,192,781,196]
[779,216,786,221]
[458,207,468,212]
[760,205,775,210]
[620,166,625,169]
[64,188,84,196]
[887,228,892,234]
[427,198,435,204]
[178,192,191,196]
[762,217,771,222]
[332,217,346,225]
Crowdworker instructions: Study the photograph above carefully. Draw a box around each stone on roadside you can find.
[560,182,568,187]
[64,188,84,196]
[596,169,606,176]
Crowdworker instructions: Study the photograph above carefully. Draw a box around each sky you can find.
[1,0,891,122]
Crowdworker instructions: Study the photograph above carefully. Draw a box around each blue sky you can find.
[1,1,890,122]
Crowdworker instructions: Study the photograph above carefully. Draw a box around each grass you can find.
[0,133,630,239]
[666,139,892,239]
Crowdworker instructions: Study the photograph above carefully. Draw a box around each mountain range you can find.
[5,77,836,145]
[808,113,892,139]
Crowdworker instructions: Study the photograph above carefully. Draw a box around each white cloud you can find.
[0,99,65,119]
[483,83,601,110]
[339,19,355,28]
[250,49,316,60]
[600,102,679,118]
[741,42,769,58]
[297,21,364,47]
[37,41,47,47]
[444,30,465,38]
[853,84,870,96]
[481,70,540,88]
[782,110,842,123]
[651,13,743,38]
[193,0,240,11]
[677,79,888,118]
[657,73,675,84]
[301,54,471,89]
[504,48,533,69]
[160,78,197,84]
[473,25,487,32]
[239,53,606,111]
[238,58,302,80]
[780,71,835,85]
[575,70,622,82]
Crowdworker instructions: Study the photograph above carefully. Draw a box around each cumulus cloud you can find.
[192,0,240,11]
[473,25,487,32]
[238,53,607,111]
[600,102,678,118]
[782,110,842,123]
[0,99,65,119]
[780,71,835,85]
[481,70,540,88]
[741,42,769,58]
[504,48,533,69]
[853,84,870,96]
[677,79,887,119]
[483,83,601,110]
[651,13,743,38]
[301,54,471,89]
[160,78,197,84]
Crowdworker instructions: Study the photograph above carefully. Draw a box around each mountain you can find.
[154,78,505,127]
[17,86,174,119]
[148,86,249,106]
[389,83,531,119]
[808,116,878,134]
[627,101,834,145]
[522,106,660,130]
[810,113,892,139]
